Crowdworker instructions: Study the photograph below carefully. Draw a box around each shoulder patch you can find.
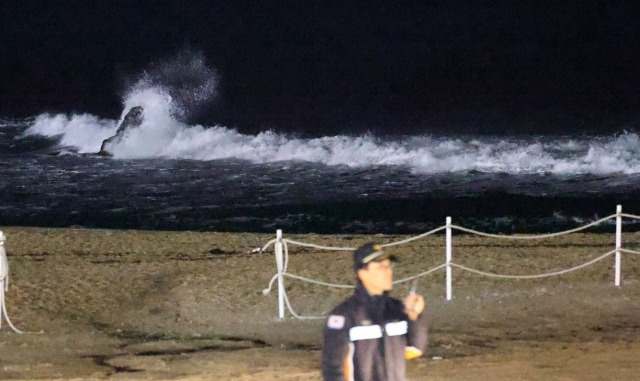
[327,315,345,329]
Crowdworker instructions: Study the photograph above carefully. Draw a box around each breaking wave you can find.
[11,49,640,174]
[17,110,640,175]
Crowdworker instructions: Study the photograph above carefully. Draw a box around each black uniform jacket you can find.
[321,282,427,381]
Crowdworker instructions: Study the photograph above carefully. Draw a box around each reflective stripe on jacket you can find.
[322,282,427,381]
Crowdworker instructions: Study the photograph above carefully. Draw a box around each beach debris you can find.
[209,248,230,256]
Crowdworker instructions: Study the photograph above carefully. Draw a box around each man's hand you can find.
[403,293,425,321]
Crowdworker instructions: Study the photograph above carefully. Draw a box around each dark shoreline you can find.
[1,193,638,235]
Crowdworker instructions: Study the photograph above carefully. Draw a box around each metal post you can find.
[275,230,285,318]
[615,205,622,287]
[446,217,452,301]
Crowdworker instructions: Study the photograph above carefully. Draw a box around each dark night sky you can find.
[1,1,640,135]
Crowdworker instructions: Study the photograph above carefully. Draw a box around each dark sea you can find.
[2,55,640,236]
[2,109,640,235]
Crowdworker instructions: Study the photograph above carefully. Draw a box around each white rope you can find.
[0,232,42,334]
[274,239,338,319]
[267,236,447,319]
[1,283,25,334]
[282,238,354,251]
[262,274,279,295]
[271,267,449,319]
[262,263,448,319]
[280,227,447,252]
[266,238,354,319]
[0,239,7,292]
[393,263,448,283]
[281,288,325,320]
[280,273,354,289]
[0,232,25,334]
[381,226,447,247]
[264,262,449,294]
[283,239,289,273]
[621,213,640,220]
[261,208,640,319]
[620,248,640,255]
[262,228,448,314]
[276,213,621,252]
[450,214,617,239]
[450,250,616,279]
[260,238,278,253]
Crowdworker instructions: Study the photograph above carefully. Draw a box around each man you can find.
[322,243,427,381]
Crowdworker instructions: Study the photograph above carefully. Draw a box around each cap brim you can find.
[377,253,398,263]
[363,251,397,265]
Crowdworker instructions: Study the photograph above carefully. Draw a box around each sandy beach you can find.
[1,227,640,380]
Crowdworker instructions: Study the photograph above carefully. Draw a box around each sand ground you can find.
[1,227,640,380]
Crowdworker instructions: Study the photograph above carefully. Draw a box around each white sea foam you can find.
[26,113,117,153]
[22,110,640,175]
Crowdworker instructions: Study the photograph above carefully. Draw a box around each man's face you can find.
[358,259,394,295]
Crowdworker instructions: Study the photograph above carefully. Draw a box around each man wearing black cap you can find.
[322,243,427,381]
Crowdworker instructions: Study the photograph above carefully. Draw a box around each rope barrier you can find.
[280,273,355,289]
[282,227,448,251]
[1,288,25,334]
[281,287,325,320]
[0,238,7,293]
[621,213,640,220]
[282,238,354,251]
[620,248,640,255]
[268,238,350,319]
[260,238,278,253]
[267,236,452,318]
[281,240,329,320]
[264,246,616,295]
[0,232,25,334]
[264,266,449,319]
[263,262,450,294]
[451,214,617,239]
[450,250,616,279]
[393,263,448,283]
[381,226,447,247]
[262,238,353,295]
[267,213,625,254]
[263,247,616,319]
[262,205,639,319]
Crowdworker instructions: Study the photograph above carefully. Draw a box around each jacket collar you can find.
[354,280,389,303]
